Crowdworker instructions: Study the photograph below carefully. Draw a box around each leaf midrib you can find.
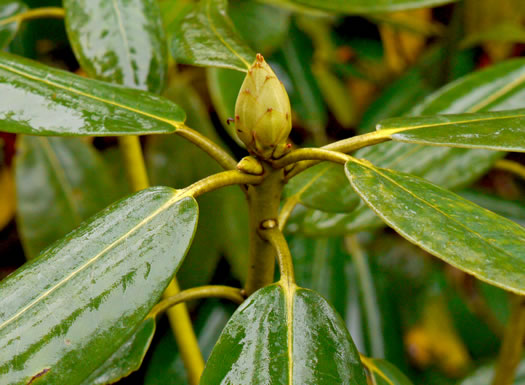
[383,110,525,134]
[0,191,191,331]
[204,0,250,70]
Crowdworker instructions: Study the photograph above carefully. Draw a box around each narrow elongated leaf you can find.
[15,136,120,258]
[0,52,185,136]
[380,108,525,152]
[64,0,166,94]
[0,0,27,49]
[262,0,456,14]
[361,357,414,385]
[169,0,254,72]
[200,284,367,384]
[0,187,198,385]
[300,58,525,234]
[345,160,525,294]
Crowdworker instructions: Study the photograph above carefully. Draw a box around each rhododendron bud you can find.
[234,54,292,159]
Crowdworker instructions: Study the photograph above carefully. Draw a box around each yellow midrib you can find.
[204,0,250,70]
[381,110,525,136]
[0,190,193,330]
[279,280,296,384]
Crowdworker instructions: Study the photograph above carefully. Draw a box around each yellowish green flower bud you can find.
[235,54,292,159]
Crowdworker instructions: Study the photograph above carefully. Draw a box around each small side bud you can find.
[237,156,264,175]
[235,54,292,159]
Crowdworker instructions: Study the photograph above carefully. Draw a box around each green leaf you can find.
[169,0,254,72]
[261,0,457,14]
[284,162,359,213]
[144,301,233,385]
[459,356,525,385]
[0,51,185,136]
[458,189,525,227]
[0,187,199,384]
[15,136,120,259]
[64,0,167,94]
[206,67,246,147]
[380,108,525,152]
[229,0,290,55]
[200,284,368,384]
[0,0,27,49]
[345,160,525,295]
[81,317,156,385]
[361,357,414,385]
[301,58,525,235]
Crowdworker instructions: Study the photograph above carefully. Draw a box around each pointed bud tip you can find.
[235,54,292,159]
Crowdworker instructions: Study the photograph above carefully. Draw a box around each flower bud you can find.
[235,54,292,159]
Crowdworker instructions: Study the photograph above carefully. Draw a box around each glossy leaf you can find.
[459,189,525,227]
[301,58,525,234]
[381,108,525,152]
[169,0,254,72]
[361,357,414,385]
[206,67,246,147]
[200,284,368,384]
[145,301,233,385]
[0,52,185,136]
[15,136,120,259]
[261,0,457,14]
[345,160,525,295]
[81,317,156,385]
[64,0,166,93]
[0,187,199,384]
[0,0,27,49]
